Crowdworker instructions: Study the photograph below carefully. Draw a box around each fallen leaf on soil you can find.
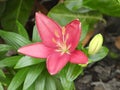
[115,36,120,50]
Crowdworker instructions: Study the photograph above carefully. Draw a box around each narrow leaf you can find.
[26,83,35,90]
[0,44,13,52]
[66,64,83,81]
[0,69,6,78]
[32,25,41,42]
[0,30,31,49]
[0,56,22,68]
[35,72,46,90]
[14,56,45,69]
[0,82,4,90]
[16,20,29,39]
[45,74,56,90]
[8,68,29,90]
[60,76,75,90]
[23,63,45,90]
[1,0,34,32]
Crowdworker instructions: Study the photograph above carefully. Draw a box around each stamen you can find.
[62,27,66,36]
[64,33,69,43]
[52,38,57,44]
[67,44,71,50]
[54,31,60,38]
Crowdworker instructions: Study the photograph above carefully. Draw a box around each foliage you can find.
[0,0,118,89]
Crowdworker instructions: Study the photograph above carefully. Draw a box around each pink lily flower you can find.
[18,12,88,75]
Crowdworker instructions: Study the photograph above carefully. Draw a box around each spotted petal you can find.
[47,52,70,75]
[18,43,53,58]
[70,50,88,64]
[35,13,62,48]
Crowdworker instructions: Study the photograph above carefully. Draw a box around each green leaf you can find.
[0,56,22,68]
[0,0,6,18]
[0,51,7,59]
[15,56,45,69]
[89,46,109,63]
[0,82,4,90]
[60,76,75,90]
[36,71,57,90]
[84,0,120,17]
[23,63,45,90]
[0,30,31,49]
[54,78,63,90]
[66,64,83,81]
[26,83,35,90]
[35,72,46,90]
[0,69,6,78]
[80,23,89,41]
[64,0,92,13]
[32,25,41,42]
[1,0,34,32]
[48,3,104,28]
[16,20,29,39]
[45,74,57,90]
[0,44,13,52]
[8,68,29,90]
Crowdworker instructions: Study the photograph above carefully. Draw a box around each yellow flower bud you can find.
[88,34,103,55]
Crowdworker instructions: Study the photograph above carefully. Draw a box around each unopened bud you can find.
[88,34,103,55]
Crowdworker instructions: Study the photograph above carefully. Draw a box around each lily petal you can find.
[18,43,53,58]
[65,20,81,51]
[47,52,70,75]
[70,50,88,64]
[35,13,62,48]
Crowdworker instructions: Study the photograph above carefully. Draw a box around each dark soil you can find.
[75,17,120,90]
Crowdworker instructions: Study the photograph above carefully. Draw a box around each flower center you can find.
[52,27,71,54]
[56,41,71,55]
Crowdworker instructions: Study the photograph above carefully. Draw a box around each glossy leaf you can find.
[80,23,89,41]
[54,78,63,90]
[14,56,45,69]
[0,82,4,90]
[8,68,29,90]
[45,74,56,90]
[32,25,41,42]
[89,46,109,63]
[23,63,45,90]
[16,20,29,39]
[64,0,92,13]
[84,0,120,17]
[60,76,75,90]
[0,30,31,49]
[48,3,104,28]
[26,83,35,90]
[0,69,5,78]
[0,56,22,68]
[66,64,83,81]
[35,72,46,90]
[0,44,13,52]
[1,0,34,32]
